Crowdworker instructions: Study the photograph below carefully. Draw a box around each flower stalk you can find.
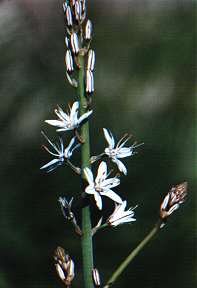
[104,224,160,288]
[78,52,94,287]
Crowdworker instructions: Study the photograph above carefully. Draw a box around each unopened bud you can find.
[92,268,101,287]
[86,70,94,94]
[66,6,73,27]
[70,0,76,7]
[54,246,66,263]
[71,33,79,54]
[82,0,86,13]
[54,247,75,286]
[65,50,74,73]
[55,263,66,281]
[67,259,75,283]
[74,0,82,22]
[64,36,69,48]
[160,182,188,227]
[62,2,68,13]
[85,20,93,40]
[87,49,95,71]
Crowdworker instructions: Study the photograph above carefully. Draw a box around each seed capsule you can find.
[92,268,101,287]
[87,49,95,71]
[66,6,73,27]
[86,70,94,94]
[85,19,93,40]
[74,0,82,22]
[62,2,68,13]
[65,50,74,73]
[71,33,79,54]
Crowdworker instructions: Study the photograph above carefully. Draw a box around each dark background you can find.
[0,0,196,287]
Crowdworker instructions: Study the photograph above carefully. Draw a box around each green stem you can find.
[78,53,94,288]
[104,224,159,288]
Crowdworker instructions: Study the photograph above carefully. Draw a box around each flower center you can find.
[95,185,103,193]
[106,148,117,157]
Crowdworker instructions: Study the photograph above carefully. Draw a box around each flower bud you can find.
[92,268,101,287]
[55,263,66,281]
[54,247,75,286]
[82,0,86,13]
[66,6,73,27]
[86,70,94,94]
[74,0,82,22]
[62,2,68,13]
[65,50,74,73]
[70,0,76,7]
[71,33,79,54]
[159,182,188,227]
[87,49,95,71]
[64,36,69,48]
[85,19,93,40]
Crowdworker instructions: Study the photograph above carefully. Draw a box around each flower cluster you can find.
[54,246,75,286]
[63,0,95,94]
[40,1,188,287]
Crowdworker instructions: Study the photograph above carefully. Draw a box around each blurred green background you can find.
[0,0,196,287]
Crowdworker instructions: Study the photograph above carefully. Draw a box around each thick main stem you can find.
[78,54,94,288]
[104,225,159,288]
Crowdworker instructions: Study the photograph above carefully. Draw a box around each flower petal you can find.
[78,110,93,125]
[55,106,69,121]
[94,192,102,210]
[70,101,79,121]
[101,189,123,204]
[84,167,94,184]
[64,137,76,158]
[113,158,127,175]
[168,203,179,215]
[45,120,66,128]
[95,161,107,184]
[160,193,170,210]
[103,128,115,149]
[101,177,120,189]
[85,185,96,195]
[116,148,133,158]
[40,158,63,172]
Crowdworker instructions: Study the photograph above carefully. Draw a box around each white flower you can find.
[84,161,122,210]
[107,201,136,227]
[40,132,79,172]
[45,101,93,132]
[103,128,139,175]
